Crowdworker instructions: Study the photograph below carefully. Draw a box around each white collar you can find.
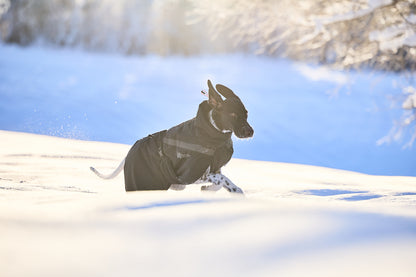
[209,110,232,134]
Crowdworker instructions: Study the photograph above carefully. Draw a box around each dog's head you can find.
[207,80,254,139]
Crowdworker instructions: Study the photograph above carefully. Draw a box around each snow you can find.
[315,0,393,26]
[0,130,415,277]
[0,44,414,176]
[294,63,348,85]
[0,44,415,275]
[370,24,416,51]
[407,14,416,25]
[403,92,416,110]
[1,5,415,276]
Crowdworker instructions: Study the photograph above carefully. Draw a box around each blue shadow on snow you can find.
[299,189,367,196]
[298,189,384,201]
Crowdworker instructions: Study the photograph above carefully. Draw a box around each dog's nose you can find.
[243,125,254,138]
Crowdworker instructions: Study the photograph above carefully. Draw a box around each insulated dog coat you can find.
[124,101,233,191]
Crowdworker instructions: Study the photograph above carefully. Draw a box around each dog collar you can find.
[209,110,232,134]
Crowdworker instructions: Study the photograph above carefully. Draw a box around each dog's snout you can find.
[243,125,254,138]
[236,124,253,139]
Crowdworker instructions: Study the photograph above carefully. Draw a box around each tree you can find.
[0,0,210,55]
[1,0,415,145]
[190,0,416,146]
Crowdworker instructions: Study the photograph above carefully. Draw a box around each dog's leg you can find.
[201,173,244,194]
[196,168,222,192]
[200,175,223,192]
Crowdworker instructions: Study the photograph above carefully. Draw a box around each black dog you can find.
[90,80,253,194]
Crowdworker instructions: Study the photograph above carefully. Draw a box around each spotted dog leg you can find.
[201,173,244,194]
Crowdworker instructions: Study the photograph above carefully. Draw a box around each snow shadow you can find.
[299,189,367,197]
[298,189,383,201]
[0,184,95,194]
[341,194,383,201]
[395,192,416,196]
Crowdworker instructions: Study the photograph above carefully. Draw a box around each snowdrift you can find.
[1,130,415,277]
[1,45,415,177]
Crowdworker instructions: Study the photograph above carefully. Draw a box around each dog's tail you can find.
[90,158,125,179]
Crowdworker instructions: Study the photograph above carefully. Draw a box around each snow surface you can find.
[0,44,415,176]
[0,44,415,275]
[0,130,415,277]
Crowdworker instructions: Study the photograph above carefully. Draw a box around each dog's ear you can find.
[207,80,224,108]
[216,84,238,99]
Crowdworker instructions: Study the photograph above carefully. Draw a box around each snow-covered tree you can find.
[0,0,210,55]
[1,0,415,145]
[191,0,415,69]
[190,0,416,146]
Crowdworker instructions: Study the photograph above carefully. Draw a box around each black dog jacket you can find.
[124,101,233,191]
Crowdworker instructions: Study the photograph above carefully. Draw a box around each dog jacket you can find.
[124,101,233,191]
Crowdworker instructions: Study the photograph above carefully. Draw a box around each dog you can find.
[90,80,253,194]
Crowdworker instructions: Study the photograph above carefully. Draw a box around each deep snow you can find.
[1,44,416,275]
[0,130,415,277]
[0,45,415,176]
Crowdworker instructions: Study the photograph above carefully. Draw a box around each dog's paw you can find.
[225,186,244,194]
[223,181,244,194]
[201,183,223,192]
